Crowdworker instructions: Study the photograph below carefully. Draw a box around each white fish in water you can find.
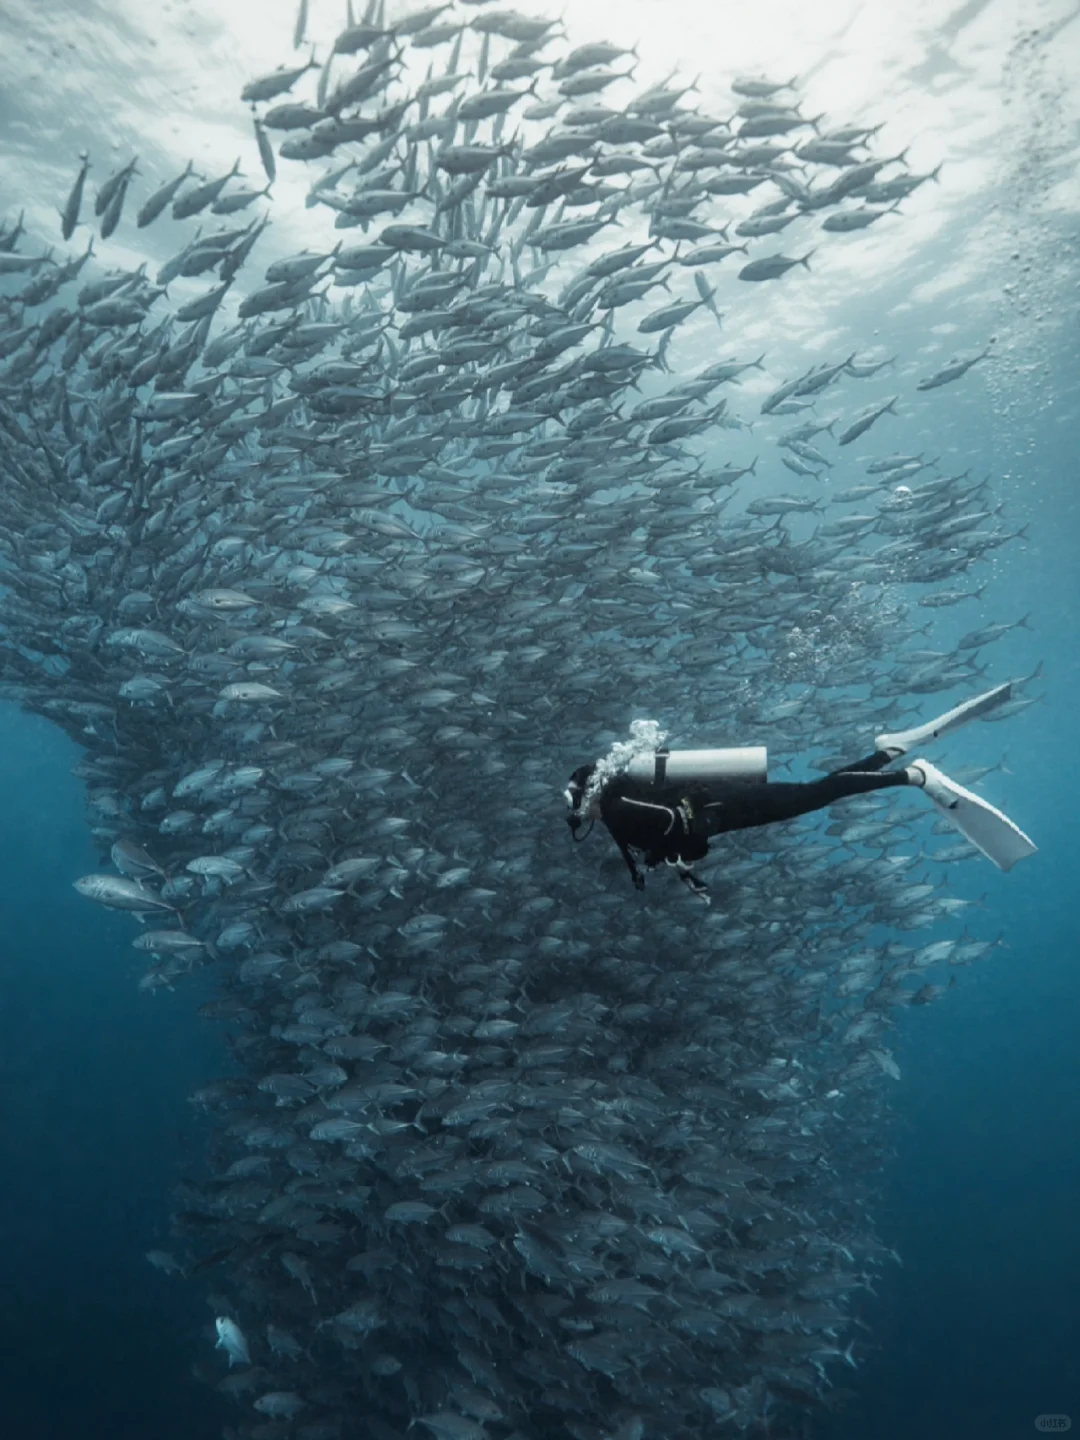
[145,1249,185,1277]
[217,682,285,701]
[916,342,993,390]
[837,395,898,446]
[215,1316,251,1367]
[73,875,174,912]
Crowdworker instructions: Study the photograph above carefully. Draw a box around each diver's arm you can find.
[673,860,710,901]
[601,791,678,890]
[615,837,646,890]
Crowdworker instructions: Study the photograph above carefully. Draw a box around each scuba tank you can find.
[625,747,768,785]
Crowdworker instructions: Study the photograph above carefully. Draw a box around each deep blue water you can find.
[0,714,228,1439]
[815,419,1080,1439]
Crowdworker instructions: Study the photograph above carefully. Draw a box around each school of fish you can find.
[0,1,1039,1437]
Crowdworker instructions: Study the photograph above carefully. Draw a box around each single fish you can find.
[73,876,174,912]
[60,152,91,240]
[215,1316,251,1367]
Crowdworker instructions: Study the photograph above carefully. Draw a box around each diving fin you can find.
[910,758,1036,871]
[877,681,1013,757]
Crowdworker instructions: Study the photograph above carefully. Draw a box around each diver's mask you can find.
[564,765,595,839]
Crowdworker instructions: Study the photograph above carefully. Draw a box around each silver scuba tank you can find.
[625,747,768,786]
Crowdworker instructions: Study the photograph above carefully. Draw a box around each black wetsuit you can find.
[593,750,910,894]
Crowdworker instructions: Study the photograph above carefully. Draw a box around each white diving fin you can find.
[911,758,1037,872]
[877,681,1013,757]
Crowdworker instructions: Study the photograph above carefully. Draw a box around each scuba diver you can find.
[565,683,1036,899]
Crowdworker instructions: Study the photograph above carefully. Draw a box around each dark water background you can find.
[822,399,1080,1437]
[0,716,229,1438]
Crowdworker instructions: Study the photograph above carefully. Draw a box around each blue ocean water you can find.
[0,2,1078,1438]
[0,712,229,1439]
[814,423,1080,1438]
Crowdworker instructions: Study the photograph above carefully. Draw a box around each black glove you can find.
[678,867,710,901]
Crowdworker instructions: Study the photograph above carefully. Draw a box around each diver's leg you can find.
[615,838,646,891]
[830,749,895,775]
[702,767,914,836]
